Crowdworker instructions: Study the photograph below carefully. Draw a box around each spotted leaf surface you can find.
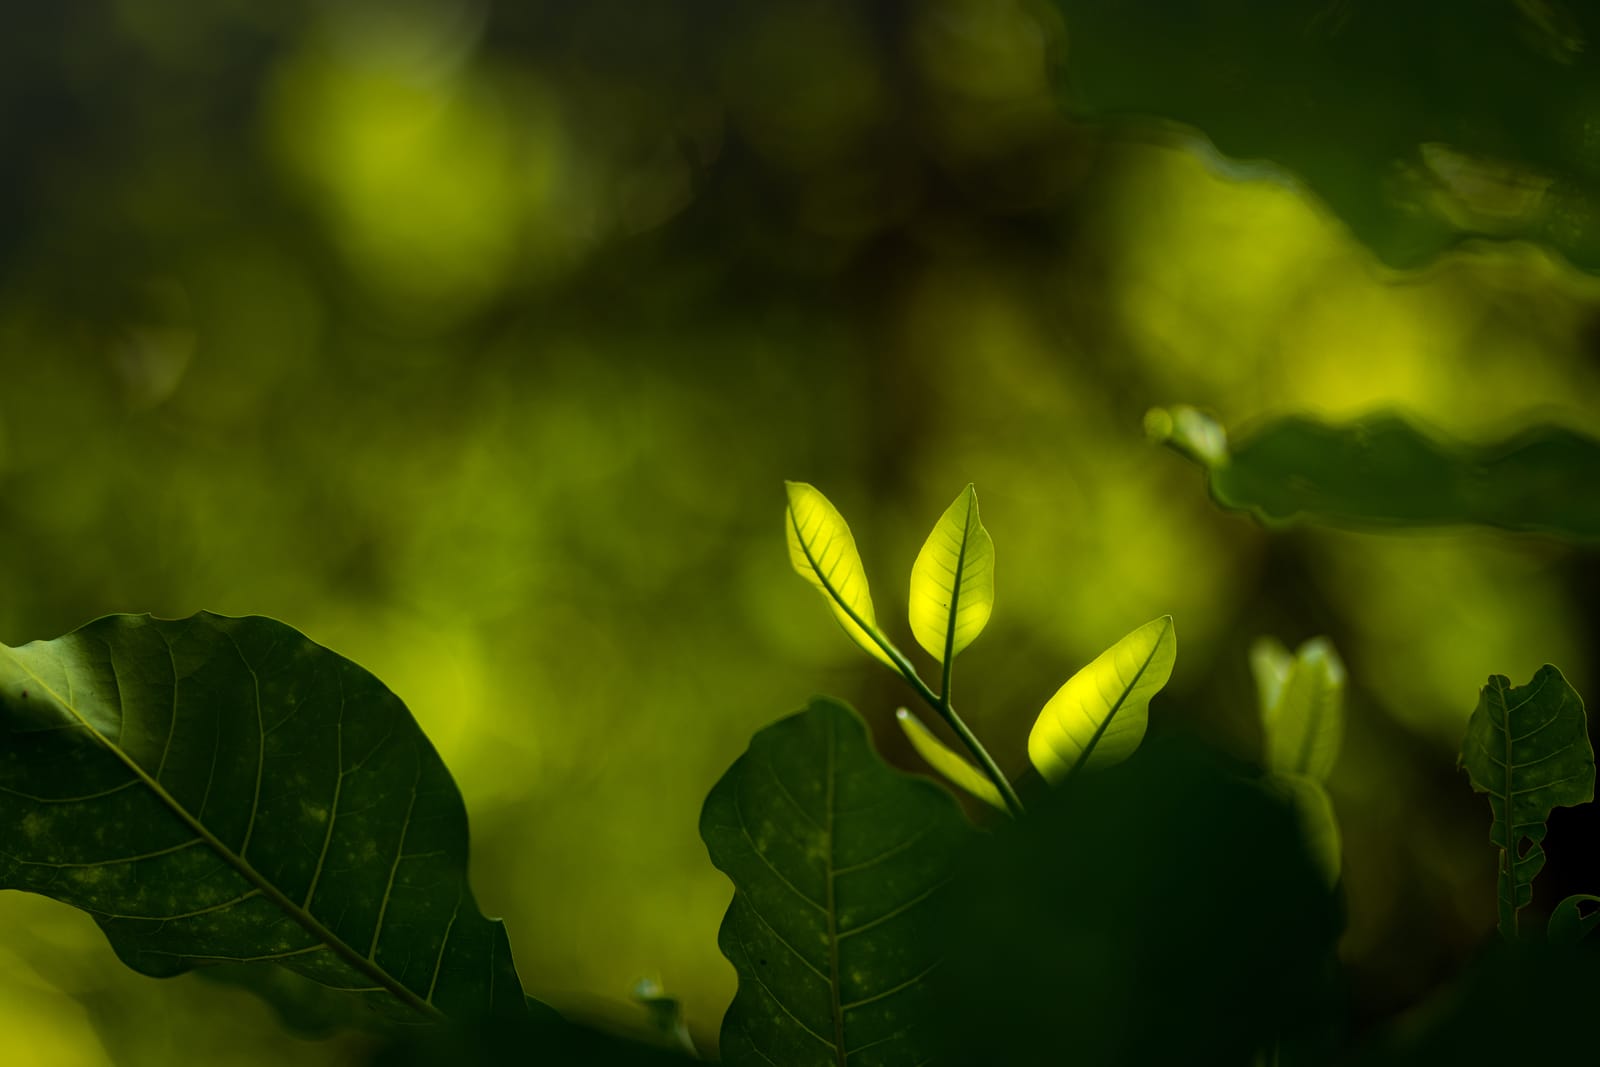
[1460,665,1595,937]
[701,698,973,1066]
[0,613,528,1024]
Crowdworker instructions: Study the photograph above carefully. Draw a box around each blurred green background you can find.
[3,0,1599,1062]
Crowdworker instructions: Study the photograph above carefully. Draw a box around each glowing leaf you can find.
[784,481,895,669]
[1028,616,1176,783]
[895,708,1006,812]
[908,485,995,664]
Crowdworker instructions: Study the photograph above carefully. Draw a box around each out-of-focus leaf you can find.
[1262,638,1345,783]
[1053,0,1600,271]
[1249,636,1293,729]
[895,707,1006,812]
[784,481,896,669]
[908,484,995,664]
[1459,665,1595,938]
[936,740,1343,1066]
[1549,894,1600,946]
[1151,408,1600,541]
[1268,773,1341,887]
[700,698,973,1067]
[0,613,530,1025]
[1028,616,1176,782]
[631,977,698,1057]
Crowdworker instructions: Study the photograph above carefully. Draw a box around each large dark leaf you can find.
[934,739,1343,1066]
[1054,0,1600,271]
[700,697,974,1066]
[1459,665,1595,938]
[1151,407,1600,541]
[0,613,528,1024]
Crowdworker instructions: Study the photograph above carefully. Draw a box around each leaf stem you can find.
[1498,850,1519,941]
[871,640,1025,818]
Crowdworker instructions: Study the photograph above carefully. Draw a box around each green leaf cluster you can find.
[784,481,1177,815]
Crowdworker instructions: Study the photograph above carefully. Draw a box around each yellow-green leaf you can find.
[1263,638,1345,783]
[784,481,895,668]
[908,484,996,664]
[1249,636,1293,728]
[1268,773,1342,888]
[1028,616,1176,783]
[896,707,1007,812]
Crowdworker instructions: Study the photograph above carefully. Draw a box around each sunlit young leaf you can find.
[895,708,1006,812]
[1460,665,1595,938]
[1262,638,1345,783]
[1549,894,1600,946]
[908,484,995,664]
[0,613,531,1025]
[1028,616,1176,783]
[1249,636,1293,729]
[784,481,896,669]
[700,698,973,1067]
[1267,773,1341,887]
[1152,409,1600,542]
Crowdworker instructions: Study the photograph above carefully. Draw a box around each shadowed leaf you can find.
[1549,893,1600,946]
[700,698,973,1066]
[1459,665,1595,938]
[1152,408,1600,541]
[785,482,896,669]
[1028,616,1176,783]
[0,613,530,1025]
[908,485,995,664]
[1052,0,1600,271]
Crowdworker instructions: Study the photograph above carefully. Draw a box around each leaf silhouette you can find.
[701,698,973,1066]
[0,613,529,1024]
[1459,665,1595,938]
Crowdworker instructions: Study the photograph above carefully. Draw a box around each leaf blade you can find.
[895,708,1006,812]
[908,484,995,663]
[1263,638,1346,783]
[1459,665,1595,936]
[700,698,973,1066]
[1028,616,1176,783]
[1152,408,1600,542]
[0,613,528,1024]
[785,481,896,669]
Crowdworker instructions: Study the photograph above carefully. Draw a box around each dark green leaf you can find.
[1549,893,1600,945]
[1459,665,1595,938]
[935,739,1342,1066]
[1053,0,1600,271]
[1151,407,1600,541]
[700,697,974,1067]
[0,613,530,1025]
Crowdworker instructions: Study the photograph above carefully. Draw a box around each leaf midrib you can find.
[0,645,442,1021]
[1068,622,1167,776]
